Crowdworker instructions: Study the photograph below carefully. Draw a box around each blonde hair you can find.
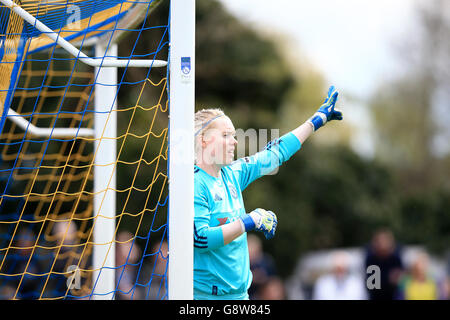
[194,108,226,162]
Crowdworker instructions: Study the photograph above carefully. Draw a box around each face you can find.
[201,116,237,167]
[373,231,394,257]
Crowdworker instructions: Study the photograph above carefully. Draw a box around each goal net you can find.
[0,0,193,300]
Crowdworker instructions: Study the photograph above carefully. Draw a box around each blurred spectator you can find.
[52,220,77,246]
[247,234,277,300]
[50,221,81,299]
[364,228,404,300]
[257,276,287,300]
[445,253,450,299]
[398,251,440,300]
[115,231,143,300]
[0,285,18,300]
[312,250,367,300]
[443,278,450,300]
[146,240,168,300]
[51,220,79,273]
[5,229,42,299]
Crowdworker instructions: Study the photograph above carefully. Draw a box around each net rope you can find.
[0,0,169,300]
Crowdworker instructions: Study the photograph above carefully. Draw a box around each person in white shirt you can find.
[313,251,367,300]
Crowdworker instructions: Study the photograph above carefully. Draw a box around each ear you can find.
[201,133,215,147]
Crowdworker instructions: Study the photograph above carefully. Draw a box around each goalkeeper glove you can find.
[307,85,343,131]
[240,208,278,240]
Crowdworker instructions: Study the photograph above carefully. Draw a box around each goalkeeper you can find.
[193,86,342,300]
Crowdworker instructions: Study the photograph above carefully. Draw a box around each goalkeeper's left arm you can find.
[291,85,343,144]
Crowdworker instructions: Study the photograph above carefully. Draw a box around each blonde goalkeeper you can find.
[193,86,342,300]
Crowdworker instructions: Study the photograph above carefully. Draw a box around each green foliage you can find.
[394,189,450,254]
[370,74,436,172]
[366,1,450,266]
[195,1,295,129]
[244,144,399,277]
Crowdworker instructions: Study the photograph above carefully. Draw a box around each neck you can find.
[196,161,222,178]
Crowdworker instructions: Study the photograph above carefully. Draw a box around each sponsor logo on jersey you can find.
[217,217,228,226]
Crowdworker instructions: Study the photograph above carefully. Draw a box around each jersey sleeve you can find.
[230,132,301,190]
[193,183,224,252]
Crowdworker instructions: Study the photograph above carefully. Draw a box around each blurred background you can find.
[128,0,450,300]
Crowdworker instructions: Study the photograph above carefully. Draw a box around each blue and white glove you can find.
[307,85,343,131]
[240,208,278,240]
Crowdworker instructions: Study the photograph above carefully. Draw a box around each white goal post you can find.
[90,0,196,299]
[0,0,195,300]
[168,0,195,300]
[90,0,196,300]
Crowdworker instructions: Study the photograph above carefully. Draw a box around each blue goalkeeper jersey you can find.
[193,132,301,300]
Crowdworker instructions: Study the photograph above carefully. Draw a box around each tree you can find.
[369,0,450,193]
[366,0,450,259]
[244,143,399,277]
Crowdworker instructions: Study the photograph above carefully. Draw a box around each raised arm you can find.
[231,85,343,191]
[291,121,314,145]
[292,85,343,144]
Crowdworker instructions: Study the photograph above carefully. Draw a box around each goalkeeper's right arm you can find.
[239,208,277,240]
[221,208,278,245]
[198,209,278,249]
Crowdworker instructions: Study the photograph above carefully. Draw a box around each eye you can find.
[223,132,236,139]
